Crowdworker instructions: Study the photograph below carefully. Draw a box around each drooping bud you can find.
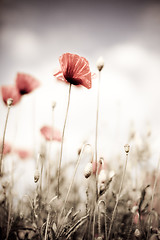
[34,169,40,183]
[98,169,107,183]
[124,144,130,154]
[84,162,92,178]
[96,56,104,72]
[7,98,13,107]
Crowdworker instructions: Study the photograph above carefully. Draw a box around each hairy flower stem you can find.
[44,209,50,240]
[95,71,101,200]
[57,83,72,198]
[92,71,101,240]
[0,105,11,175]
[107,152,129,240]
[150,157,160,211]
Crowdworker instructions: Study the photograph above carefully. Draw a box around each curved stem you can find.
[0,106,11,175]
[60,143,92,219]
[57,83,72,198]
[107,153,129,240]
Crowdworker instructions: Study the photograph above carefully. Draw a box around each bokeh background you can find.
[0,0,160,194]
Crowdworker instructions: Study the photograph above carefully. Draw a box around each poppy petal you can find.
[40,126,62,142]
[16,73,40,95]
[59,53,92,89]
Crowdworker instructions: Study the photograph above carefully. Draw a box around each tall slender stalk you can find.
[95,71,101,200]
[0,99,12,175]
[57,83,72,198]
[107,147,129,240]
[150,157,160,211]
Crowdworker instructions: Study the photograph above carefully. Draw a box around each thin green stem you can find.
[57,83,72,198]
[107,153,129,240]
[0,106,11,175]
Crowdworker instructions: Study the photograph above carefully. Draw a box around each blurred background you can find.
[0,0,160,194]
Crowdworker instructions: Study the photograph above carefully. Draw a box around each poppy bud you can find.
[96,56,104,72]
[84,162,92,178]
[34,169,40,183]
[7,98,13,107]
[134,229,141,237]
[52,101,56,109]
[98,169,107,183]
[124,144,130,154]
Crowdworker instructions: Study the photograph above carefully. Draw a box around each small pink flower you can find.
[1,85,21,105]
[40,126,62,142]
[53,53,92,89]
[14,149,31,160]
[0,142,12,155]
[15,73,40,95]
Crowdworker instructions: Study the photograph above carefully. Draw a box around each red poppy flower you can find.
[40,126,62,142]
[1,85,21,106]
[0,142,12,155]
[14,149,31,160]
[53,53,92,89]
[15,73,40,95]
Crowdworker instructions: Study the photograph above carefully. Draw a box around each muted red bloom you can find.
[53,53,92,89]
[15,73,40,95]
[40,126,62,142]
[1,85,21,105]
[14,149,31,160]
[0,142,12,155]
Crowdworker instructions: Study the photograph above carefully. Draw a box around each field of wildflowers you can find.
[0,53,160,240]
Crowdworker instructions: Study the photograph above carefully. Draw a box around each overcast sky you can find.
[0,0,160,170]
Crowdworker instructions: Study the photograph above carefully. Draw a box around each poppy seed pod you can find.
[124,144,130,154]
[84,162,92,178]
[7,98,13,107]
[34,169,40,183]
[98,169,107,183]
[96,56,104,71]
